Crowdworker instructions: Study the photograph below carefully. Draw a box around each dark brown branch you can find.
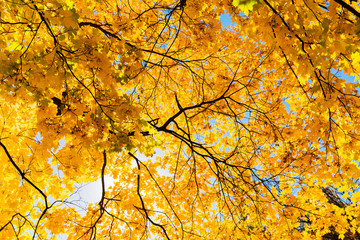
[33,4,58,46]
[128,152,171,240]
[334,0,360,18]
[127,131,150,136]
[0,142,48,207]
[157,93,226,131]
[99,150,107,213]
[55,50,115,123]
[78,21,199,64]
[0,213,20,232]
[0,142,49,239]
[83,151,108,239]
[263,0,311,52]
[322,187,347,208]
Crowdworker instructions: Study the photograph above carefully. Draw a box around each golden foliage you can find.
[1,0,360,239]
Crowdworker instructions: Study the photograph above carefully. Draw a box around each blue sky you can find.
[220,11,235,29]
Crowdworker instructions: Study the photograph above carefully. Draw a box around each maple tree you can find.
[1,0,360,239]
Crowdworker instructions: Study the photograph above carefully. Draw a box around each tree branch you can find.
[334,0,360,18]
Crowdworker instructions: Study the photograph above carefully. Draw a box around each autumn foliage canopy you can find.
[1,0,360,239]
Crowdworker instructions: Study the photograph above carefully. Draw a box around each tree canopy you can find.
[1,0,360,239]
